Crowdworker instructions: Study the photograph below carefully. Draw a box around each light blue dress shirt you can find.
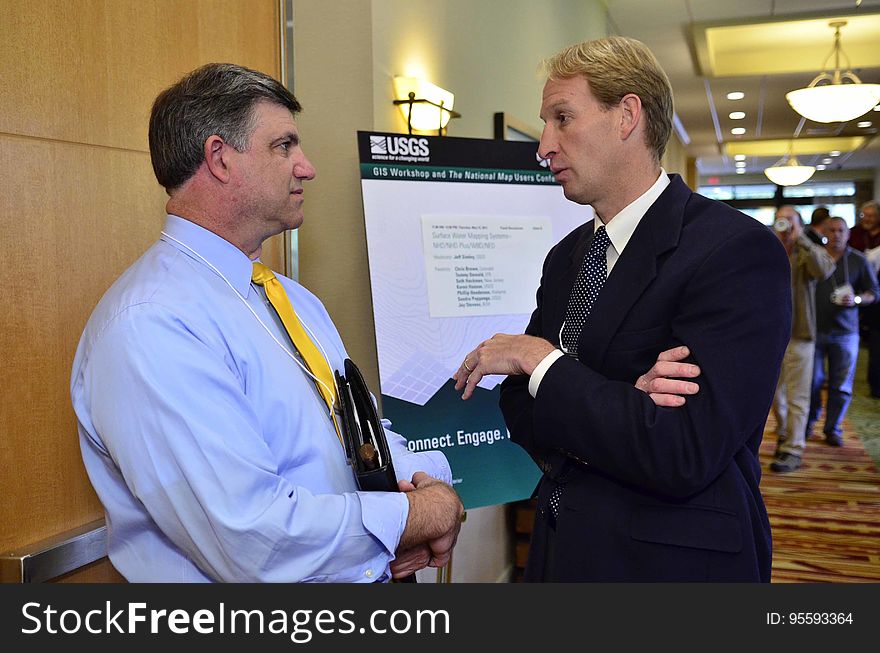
[71,215,451,582]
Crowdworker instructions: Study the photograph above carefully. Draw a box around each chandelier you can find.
[785,21,880,123]
[764,153,816,186]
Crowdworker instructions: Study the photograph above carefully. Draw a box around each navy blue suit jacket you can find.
[500,175,792,581]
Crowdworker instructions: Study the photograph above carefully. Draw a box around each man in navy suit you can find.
[454,37,791,581]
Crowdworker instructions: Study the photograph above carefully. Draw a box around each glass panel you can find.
[697,185,734,200]
[734,185,776,200]
[824,203,857,227]
[737,206,776,226]
[782,181,855,199]
[697,185,776,201]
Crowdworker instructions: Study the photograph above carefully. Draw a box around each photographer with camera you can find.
[807,217,878,446]
[770,206,835,473]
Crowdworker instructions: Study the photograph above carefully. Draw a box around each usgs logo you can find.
[370,135,430,157]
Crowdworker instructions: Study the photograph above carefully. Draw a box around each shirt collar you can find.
[160,214,255,297]
[595,169,670,255]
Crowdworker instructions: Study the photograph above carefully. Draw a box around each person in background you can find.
[849,200,880,252]
[806,206,830,247]
[453,36,791,581]
[770,206,835,473]
[849,200,880,398]
[807,217,879,445]
[71,63,463,582]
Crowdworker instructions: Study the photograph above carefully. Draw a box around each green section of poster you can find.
[383,380,541,510]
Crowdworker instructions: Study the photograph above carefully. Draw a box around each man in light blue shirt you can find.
[71,63,462,582]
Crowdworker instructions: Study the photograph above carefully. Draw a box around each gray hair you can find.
[149,63,301,192]
[860,200,879,214]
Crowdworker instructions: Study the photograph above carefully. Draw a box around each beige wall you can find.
[372,0,608,139]
[0,0,283,580]
[662,133,688,179]
[293,0,609,583]
[293,0,380,391]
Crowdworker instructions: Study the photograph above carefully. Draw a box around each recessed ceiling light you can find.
[735,169,745,174]
[727,92,745,100]
[730,127,746,135]
[829,150,841,157]
[857,121,873,128]
[816,164,827,170]
[822,158,833,164]
[735,161,746,168]
[729,111,746,120]
[734,154,746,161]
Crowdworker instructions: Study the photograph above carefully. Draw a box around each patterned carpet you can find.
[846,345,880,469]
[762,384,880,583]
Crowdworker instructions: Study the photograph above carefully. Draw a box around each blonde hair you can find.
[543,36,673,162]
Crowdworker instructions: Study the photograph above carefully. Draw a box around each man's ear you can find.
[204,135,231,183]
[618,93,642,141]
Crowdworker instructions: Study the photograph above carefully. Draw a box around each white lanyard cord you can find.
[159,231,337,415]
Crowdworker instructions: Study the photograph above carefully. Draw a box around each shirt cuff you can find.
[396,450,453,486]
[528,349,565,398]
[358,490,409,557]
[383,422,453,485]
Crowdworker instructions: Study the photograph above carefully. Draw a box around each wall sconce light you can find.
[786,21,880,123]
[393,76,461,135]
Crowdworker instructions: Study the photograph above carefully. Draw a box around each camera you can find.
[773,218,791,233]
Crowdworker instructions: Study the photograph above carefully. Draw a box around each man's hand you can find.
[397,472,464,574]
[634,345,701,407]
[453,334,555,400]
[423,519,460,569]
[390,544,431,578]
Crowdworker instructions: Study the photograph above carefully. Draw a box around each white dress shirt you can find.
[529,170,671,396]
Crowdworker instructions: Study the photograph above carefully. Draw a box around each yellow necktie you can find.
[251,262,342,446]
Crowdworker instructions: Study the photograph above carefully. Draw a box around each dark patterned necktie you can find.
[560,226,611,355]
[550,225,611,521]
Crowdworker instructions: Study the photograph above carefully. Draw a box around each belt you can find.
[537,449,590,481]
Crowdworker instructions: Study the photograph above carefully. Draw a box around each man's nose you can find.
[295,154,316,180]
[537,125,555,161]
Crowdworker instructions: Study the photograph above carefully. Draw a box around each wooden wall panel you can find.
[0,0,281,152]
[0,0,283,574]
[0,135,168,550]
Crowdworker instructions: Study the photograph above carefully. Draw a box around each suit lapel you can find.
[575,175,691,370]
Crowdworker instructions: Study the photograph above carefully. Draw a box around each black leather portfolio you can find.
[335,358,398,492]
[335,358,417,583]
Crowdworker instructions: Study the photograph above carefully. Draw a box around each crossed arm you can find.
[453,338,701,407]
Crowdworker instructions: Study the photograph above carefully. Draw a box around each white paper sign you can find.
[421,214,552,317]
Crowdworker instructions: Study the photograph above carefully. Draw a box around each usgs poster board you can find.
[358,131,587,508]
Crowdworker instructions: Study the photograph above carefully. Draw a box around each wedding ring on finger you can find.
[463,357,473,373]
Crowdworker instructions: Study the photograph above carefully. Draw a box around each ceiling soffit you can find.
[692,11,880,78]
